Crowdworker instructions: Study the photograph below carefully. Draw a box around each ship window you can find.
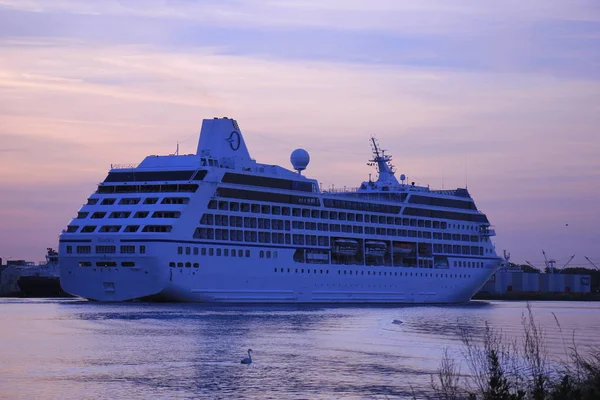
[152,211,181,218]
[142,197,157,205]
[193,263,199,268]
[218,201,228,210]
[91,212,106,219]
[101,198,116,205]
[78,261,92,267]
[96,261,117,267]
[208,200,217,209]
[65,245,72,254]
[266,251,271,259]
[96,245,116,254]
[201,248,207,256]
[77,212,89,219]
[186,247,191,255]
[185,262,191,267]
[209,248,214,256]
[67,225,79,233]
[140,245,146,254]
[169,262,176,267]
[121,261,135,267]
[76,245,91,254]
[109,211,131,219]
[241,203,250,212]
[120,245,135,254]
[260,250,264,258]
[86,198,98,205]
[177,262,183,267]
[99,225,121,232]
[272,206,281,215]
[119,198,140,205]
[229,202,240,211]
[216,248,221,256]
[223,249,229,256]
[124,225,140,232]
[162,197,189,205]
[200,214,214,225]
[81,226,97,233]
[134,211,149,218]
[142,225,172,232]
[193,247,198,255]
[239,249,244,257]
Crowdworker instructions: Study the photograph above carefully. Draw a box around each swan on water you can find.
[241,349,253,364]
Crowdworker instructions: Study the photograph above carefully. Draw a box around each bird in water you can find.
[241,349,253,364]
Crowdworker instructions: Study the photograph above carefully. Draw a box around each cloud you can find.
[0,1,598,263]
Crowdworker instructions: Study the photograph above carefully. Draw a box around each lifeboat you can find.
[332,239,359,256]
[392,242,414,255]
[365,241,387,257]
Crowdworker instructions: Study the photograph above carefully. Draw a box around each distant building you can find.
[0,265,21,296]
[479,271,591,294]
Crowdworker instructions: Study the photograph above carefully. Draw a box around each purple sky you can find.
[0,0,598,269]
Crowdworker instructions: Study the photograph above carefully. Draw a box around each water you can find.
[0,300,599,399]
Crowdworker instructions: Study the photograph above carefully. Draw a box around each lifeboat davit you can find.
[392,242,414,255]
[332,239,359,256]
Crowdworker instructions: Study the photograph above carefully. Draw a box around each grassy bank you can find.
[429,304,600,400]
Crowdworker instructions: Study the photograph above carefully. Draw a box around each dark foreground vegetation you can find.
[429,304,600,400]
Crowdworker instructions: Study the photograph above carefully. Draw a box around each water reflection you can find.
[1,300,599,399]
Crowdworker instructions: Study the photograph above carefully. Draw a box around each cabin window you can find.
[120,245,135,254]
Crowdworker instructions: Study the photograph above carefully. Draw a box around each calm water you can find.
[0,300,599,400]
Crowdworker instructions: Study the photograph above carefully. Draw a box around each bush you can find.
[431,304,600,400]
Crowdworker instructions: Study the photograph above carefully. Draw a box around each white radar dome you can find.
[290,148,310,172]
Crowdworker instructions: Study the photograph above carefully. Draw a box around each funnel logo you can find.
[226,131,241,151]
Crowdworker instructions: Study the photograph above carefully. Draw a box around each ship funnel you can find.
[196,118,252,163]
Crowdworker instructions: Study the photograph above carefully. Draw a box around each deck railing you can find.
[110,163,139,170]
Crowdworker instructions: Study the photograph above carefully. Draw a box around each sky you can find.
[0,0,598,269]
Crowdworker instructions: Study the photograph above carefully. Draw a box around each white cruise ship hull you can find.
[60,245,501,303]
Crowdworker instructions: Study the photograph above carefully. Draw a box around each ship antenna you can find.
[464,157,468,188]
[176,142,179,156]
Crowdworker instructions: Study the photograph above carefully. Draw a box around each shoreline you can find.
[474,292,600,301]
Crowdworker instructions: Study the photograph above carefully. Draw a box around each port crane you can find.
[563,254,575,269]
[525,261,540,271]
[585,256,598,270]
[542,250,556,273]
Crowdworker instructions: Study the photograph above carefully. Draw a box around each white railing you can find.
[323,187,360,194]
[110,163,139,170]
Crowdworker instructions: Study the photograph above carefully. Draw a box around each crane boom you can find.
[526,261,538,270]
[563,254,575,269]
[585,256,598,269]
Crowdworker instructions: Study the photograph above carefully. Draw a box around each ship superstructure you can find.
[59,118,502,302]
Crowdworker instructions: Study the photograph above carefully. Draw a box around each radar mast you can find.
[369,137,399,185]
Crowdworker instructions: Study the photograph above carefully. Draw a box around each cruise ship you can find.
[59,117,502,302]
